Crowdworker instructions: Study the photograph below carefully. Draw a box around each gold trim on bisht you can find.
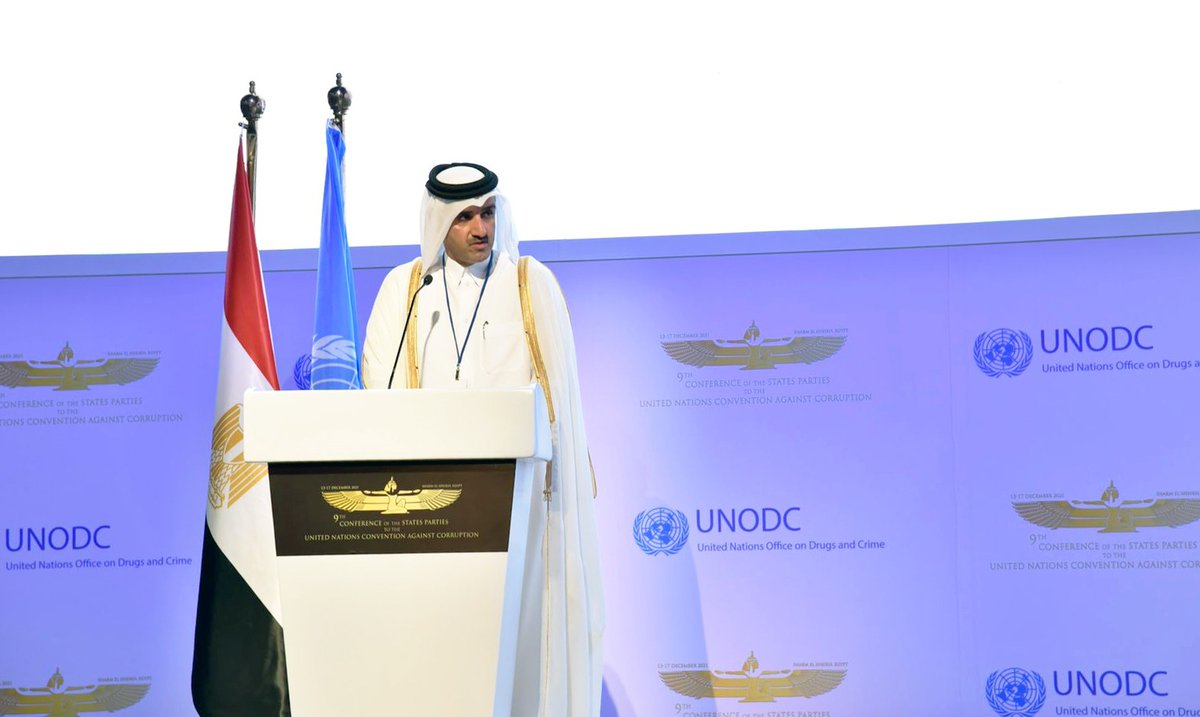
[405,260,424,388]
[519,257,558,504]
[518,257,555,425]
[588,450,597,498]
[518,257,598,499]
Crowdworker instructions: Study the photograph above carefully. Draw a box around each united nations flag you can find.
[309,123,362,390]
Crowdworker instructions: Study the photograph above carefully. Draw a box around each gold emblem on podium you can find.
[0,668,150,715]
[659,651,846,703]
[662,322,845,370]
[323,478,462,514]
[1013,481,1200,533]
[0,342,158,391]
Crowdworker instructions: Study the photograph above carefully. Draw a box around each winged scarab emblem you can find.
[1013,481,1200,533]
[0,342,158,391]
[662,322,845,370]
[659,651,846,703]
[322,477,462,515]
[0,668,150,716]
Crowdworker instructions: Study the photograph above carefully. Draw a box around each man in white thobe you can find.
[361,163,604,717]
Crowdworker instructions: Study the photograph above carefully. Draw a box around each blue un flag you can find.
[310,123,362,389]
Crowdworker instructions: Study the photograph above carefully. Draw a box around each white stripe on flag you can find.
[207,315,284,624]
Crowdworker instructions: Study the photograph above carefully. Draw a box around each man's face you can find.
[442,196,496,266]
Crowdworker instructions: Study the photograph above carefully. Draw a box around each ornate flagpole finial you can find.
[240,81,266,130]
[328,73,352,133]
[239,81,266,214]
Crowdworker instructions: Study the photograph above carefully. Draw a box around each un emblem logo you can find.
[974,328,1033,377]
[293,353,313,390]
[985,667,1046,717]
[310,335,361,389]
[633,507,689,556]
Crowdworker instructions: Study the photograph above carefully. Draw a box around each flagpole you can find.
[328,73,351,134]
[239,81,266,214]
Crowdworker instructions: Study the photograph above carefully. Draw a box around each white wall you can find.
[3,0,1198,256]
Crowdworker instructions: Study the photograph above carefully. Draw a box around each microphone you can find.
[387,274,434,389]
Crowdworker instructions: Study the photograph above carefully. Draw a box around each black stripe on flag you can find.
[192,522,291,717]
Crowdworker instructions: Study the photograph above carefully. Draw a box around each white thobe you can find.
[362,254,531,391]
[362,252,604,717]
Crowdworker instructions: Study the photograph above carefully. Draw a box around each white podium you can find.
[243,386,551,717]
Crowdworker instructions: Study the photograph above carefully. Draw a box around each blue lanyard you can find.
[442,250,495,381]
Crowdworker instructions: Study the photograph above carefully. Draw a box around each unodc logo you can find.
[974,329,1034,377]
[633,507,689,556]
[985,667,1046,717]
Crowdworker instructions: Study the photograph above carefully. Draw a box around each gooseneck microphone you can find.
[387,274,434,389]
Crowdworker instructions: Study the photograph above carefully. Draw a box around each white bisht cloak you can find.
[513,257,605,717]
[360,188,604,716]
[361,255,605,716]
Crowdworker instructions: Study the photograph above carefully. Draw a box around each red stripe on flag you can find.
[224,141,280,390]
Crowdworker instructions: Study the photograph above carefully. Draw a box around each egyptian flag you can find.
[192,140,291,716]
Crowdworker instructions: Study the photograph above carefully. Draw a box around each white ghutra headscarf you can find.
[418,163,518,270]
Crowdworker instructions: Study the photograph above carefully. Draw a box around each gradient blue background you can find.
[2,211,1198,716]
